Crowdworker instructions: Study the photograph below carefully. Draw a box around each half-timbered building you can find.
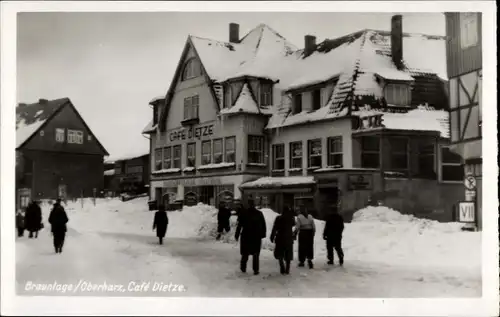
[445,12,482,229]
[144,16,463,221]
[16,98,109,206]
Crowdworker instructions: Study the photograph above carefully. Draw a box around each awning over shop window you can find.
[240,176,316,191]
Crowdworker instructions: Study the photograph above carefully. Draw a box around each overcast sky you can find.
[17,12,445,161]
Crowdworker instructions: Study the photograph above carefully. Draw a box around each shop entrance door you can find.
[199,186,215,206]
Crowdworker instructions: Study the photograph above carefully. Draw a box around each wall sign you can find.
[458,201,475,223]
[348,174,373,190]
[161,176,223,188]
[464,173,477,190]
[168,124,214,142]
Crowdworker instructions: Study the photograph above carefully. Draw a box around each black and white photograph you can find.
[1,1,498,316]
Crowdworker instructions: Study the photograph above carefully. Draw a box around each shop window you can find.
[312,89,321,111]
[460,13,478,49]
[441,146,464,182]
[417,142,436,179]
[213,139,223,164]
[202,141,212,165]
[248,135,265,164]
[182,58,202,80]
[260,82,273,107]
[361,136,380,168]
[308,139,322,168]
[385,83,411,106]
[55,128,65,143]
[225,137,236,163]
[184,95,199,120]
[272,144,285,170]
[67,129,83,144]
[389,137,409,171]
[186,142,196,167]
[292,94,302,114]
[154,149,163,171]
[327,136,343,167]
[173,145,182,169]
[290,141,303,169]
[163,147,172,169]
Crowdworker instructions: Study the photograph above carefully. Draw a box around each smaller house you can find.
[16,98,109,205]
[106,153,150,195]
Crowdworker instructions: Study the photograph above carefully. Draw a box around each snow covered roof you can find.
[240,176,316,189]
[219,83,260,115]
[16,98,69,148]
[104,169,115,176]
[353,105,450,138]
[105,150,149,163]
[149,95,166,105]
[142,119,157,134]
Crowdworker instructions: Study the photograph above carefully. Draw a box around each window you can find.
[308,139,322,168]
[225,137,236,163]
[272,144,285,170]
[163,147,172,169]
[202,141,212,165]
[173,145,181,169]
[290,142,303,169]
[259,82,273,107]
[327,137,343,167]
[182,58,202,80]
[361,136,380,168]
[248,135,265,164]
[293,94,302,114]
[127,166,143,174]
[213,139,223,164]
[184,95,199,120]
[312,89,321,111]
[55,128,65,143]
[389,137,409,172]
[385,83,411,106]
[67,129,83,144]
[441,146,464,181]
[460,13,478,48]
[153,105,159,125]
[154,149,163,171]
[418,142,436,179]
[186,143,196,167]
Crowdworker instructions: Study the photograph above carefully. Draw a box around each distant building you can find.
[16,98,109,207]
[144,16,463,221]
[109,153,150,195]
[444,13,482,229]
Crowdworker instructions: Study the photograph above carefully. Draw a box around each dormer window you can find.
[182,58,202,81]
[153,105,159,125]
[384,83,411,106]
[460,13,478,49]
[259,82,273,107]
[312,89,321,111]
[292,94,302,114]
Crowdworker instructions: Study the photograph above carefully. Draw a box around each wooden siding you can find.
[445,12,482,78]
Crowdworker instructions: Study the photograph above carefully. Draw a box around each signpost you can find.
[458,201,475,223]
[461,172,478,229]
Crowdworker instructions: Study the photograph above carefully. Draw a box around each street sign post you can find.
[464,173,477,190]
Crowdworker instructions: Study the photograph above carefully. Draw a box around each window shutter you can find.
[213,84,224,109]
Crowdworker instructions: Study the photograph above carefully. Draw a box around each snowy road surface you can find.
[16,198,481,297]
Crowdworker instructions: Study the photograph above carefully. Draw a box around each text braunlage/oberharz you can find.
[24,280,187,294]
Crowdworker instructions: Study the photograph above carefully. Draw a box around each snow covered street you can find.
[16,198,481,297]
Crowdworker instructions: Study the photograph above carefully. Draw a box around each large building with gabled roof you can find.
[144,16,463,221]
[16,98,109,206]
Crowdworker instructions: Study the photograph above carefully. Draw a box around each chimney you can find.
[39,98,49,104]
[304,35,316,57]
[229,23,239,43]
[391,14,404,70]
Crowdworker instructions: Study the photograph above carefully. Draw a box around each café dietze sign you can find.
[169,124,215,142]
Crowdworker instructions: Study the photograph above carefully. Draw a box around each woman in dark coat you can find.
[235,199,267,275]
[48,199,69,253]
[153,205,168,245]
[216,201,231,240]
[16,210,25,237]
[270,206,295,275]
[25,200,42,238]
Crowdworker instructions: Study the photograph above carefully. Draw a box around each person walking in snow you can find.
[294,205,316,269]
[270,205,295,275]
[25,200,42,239]
[323,206,345,266]
[216,201,231,240]
[235,198,267,275]
[153,205,168,245]
[48,198,69,253]
[16,209,25,237]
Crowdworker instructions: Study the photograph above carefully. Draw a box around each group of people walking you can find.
[230,198,345,276]
[16,198,70,254]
